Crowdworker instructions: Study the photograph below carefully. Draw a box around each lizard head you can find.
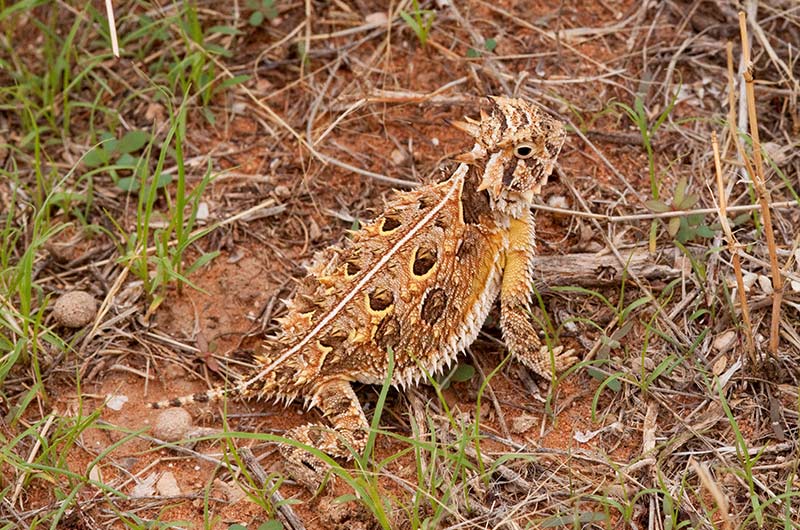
[453,96,566,215]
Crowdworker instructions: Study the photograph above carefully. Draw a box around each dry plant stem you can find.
[739,12,783,356]
[712,131,755,362]
[9,413,56,506]
[690,457,734,530]
[533,199,799,223]
[103,0,119,57]
[468,350,511,440]
[239,447,306,530]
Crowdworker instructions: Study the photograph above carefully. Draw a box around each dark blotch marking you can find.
[502,158,518,186]
[461,165,492,224]
[497,111,508,136]
[417,196,430,209]
[294,293,322,314]
[345,260,361,276]
[275,366,295,381]
[455,228,479,261]
[170,398,183,407]
[530,161,547,183]
[308,429,324,445]
[375,315,401,351]
[325,397,351,416]
[368,287,394,311]
[488,98,507,136]
[434,216,447,229]
[381,216,401,233]
[413,247,437,276]
[319,328,348,349]
[421,288,448,325]
[193,393,210,403]
[521,106,532,126]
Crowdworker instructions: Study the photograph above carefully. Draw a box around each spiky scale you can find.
[150,96,578,489]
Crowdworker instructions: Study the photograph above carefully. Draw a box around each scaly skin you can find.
[151,96,577,489]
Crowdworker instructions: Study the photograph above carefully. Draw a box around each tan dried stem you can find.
[711,130,755,363]
[104,0,119,58]
[738,11,783,357]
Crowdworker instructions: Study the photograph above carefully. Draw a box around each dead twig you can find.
[738,11,783,357]
[712,129,755,363]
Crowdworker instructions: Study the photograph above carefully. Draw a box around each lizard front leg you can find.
[280,379,369,489]
[500,213,578,379]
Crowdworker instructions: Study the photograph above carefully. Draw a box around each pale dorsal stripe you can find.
[239,164,470,392]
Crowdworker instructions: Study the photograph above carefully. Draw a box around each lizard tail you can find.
[148,385,242,409]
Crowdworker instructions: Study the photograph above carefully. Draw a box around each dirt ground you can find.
[2,1,800,529]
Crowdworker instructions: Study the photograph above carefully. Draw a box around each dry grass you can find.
[1,1,799,529]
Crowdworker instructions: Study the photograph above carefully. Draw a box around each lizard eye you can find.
[514,143,535,159]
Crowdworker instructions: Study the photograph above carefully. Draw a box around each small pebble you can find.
[390,148,407,165]
[163,364,186,381]
[153,408,193,442]
[365,12,388,25]
[713,329,737,353]
[52,290,97,328]
[511,413,537,434]
[156,471,181,496]
[273,184,291,198]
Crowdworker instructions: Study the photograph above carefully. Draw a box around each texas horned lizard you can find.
[152,96,577,486]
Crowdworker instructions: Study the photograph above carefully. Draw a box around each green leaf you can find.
[695,224,716,238]
[257,521,283,530]
[262,0,278,19]
[732,213,750,226]
[219,74,251,91]
[334,494,359,504]
[687,213,704,225]
[154,172,173,188]
[249,11,263,25]
[83,146,109,167]
[207,25,243,36]
[399,10,419,34]
[116,177,140,192]
[202,107,216,125]
[541,511,608,528]
[228,525,247,530]
[644,199,670,213]
[50,191,86,205]
[466,47,480,58]
[611,319,634,341]
[679,193,699,209]
[117,130,149,154]
[484,38,497,52]
[587,367,621,392]
[116,153,138,168]
[674,177,687,205]
[205,43,233,57]
[185,251,220,275]
[676,223,694,244]
[450,364,475,382]
[667,216,681,237]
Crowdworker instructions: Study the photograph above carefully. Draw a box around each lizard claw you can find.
[545,345,579,373]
